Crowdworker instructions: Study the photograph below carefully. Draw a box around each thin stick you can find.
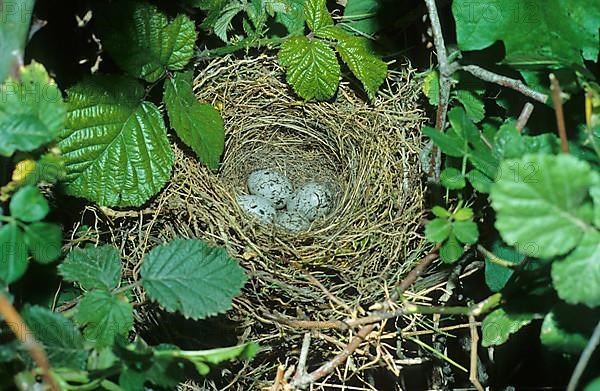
[269,365,287,391]
[292,333,312,383]
[290,324,376,389]
[468,315,485,391]
[516,102,534,132]
[567,319,600,391]
[306,273,352,312]
[477,244,517,269]
[461,65,548,103]
[549,74,570,153]
[0,295,58,391]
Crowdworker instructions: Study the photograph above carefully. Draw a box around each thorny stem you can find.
[550,73,570,153]
[567,319,600,391]
[0,294,58,391]
[477,244,518,269]
[197,37,286,60]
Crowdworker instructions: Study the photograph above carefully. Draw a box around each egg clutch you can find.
[237,169,334,232]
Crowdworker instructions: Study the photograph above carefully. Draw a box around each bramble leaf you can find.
[540,303,598,354]
[58,245,122,291]
[278,36,340,100]
[140,239,246,319]
[0,62,65,156]
[97,2,197,82]
[454,90,485,123]
[452,0,600,68]
[342,0,380,36]
[335,34,387,100]
[0,223,27,284]
[275,0,305,35]
[467,169,493,193]
[491,154,594,258]
[59,76,173,207]
[75,290,134,348]
[552,231,600,307]
[9,185,49,222]
[24,222,62,264]
[482,307,536,347]
[164,71,225,169]
[22,306,87,369]
[304,0,333,31]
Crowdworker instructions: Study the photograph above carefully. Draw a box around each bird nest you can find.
[88,54,430,389]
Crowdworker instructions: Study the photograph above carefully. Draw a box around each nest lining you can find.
[91,54,429,389]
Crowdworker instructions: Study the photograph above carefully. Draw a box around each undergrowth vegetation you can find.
[0,0,598,389]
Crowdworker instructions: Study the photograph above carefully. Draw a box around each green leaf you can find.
[278,36,340,100]
[23,223,62,264]
[422,126,465,158]
[97,2,197,82]
[164,71,225,169]
[431,206,451,218]
[552,231,600,307]
[188,342,258,375]
[491,154,595,258]
[494,122,559,159]
[58,245,122,291]
[454,90,485,123]
[75,290,133,348]
[592,185,600,228]
[140,239,246,319]
[335,35,387,100]
[0,223,27,284]
[275,0,305,35]
[422,70,439,106]
[212,2,245,42]
[485,240,524,292]
[440,167,466,189]
[342,0,380,36]
[481,307,536,347]
[440,233,463,263]
[9,185,49,222]
[58,76,174,207]
[466,169,493,193]
[585,378,600,391]
[453,220,479,244]
[0,62,65,156]
[453,207,473,221]
[540,303,598,354]
[452,0,600,68]
[448,107,479,144]
[21,154,66,186]
[425,218,451,243]
[22,306,87,369]
[303,0,333,31]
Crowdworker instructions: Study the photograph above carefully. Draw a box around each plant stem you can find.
[406,335,468,373]
[516,102,535,132]
[567,319,600,391]
[113,280,142,295]
[549,73,570,153]
[0,294,58,390]
[460,65,547,103]
[198,36,287,60]
[477,244,517,269]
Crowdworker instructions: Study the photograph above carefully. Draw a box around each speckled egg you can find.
[287,182,334,221]
[237,195,276,224]
[275,210,311,232]
[247,169,293,209]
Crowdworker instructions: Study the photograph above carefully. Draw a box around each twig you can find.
[549,73,570,153]
[269,365,287,391]
[460,65,548,103]
[567,319,600,391]
[394,243,442,299]
[289,324,376,389]
[406,335,468,373]
[0,295,58,391]
[292,333,312,383]
[516,102,535,132]
[424,0,451,181]
[468,315,484,391]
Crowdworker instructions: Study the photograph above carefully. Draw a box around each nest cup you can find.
[99,54,427,388]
